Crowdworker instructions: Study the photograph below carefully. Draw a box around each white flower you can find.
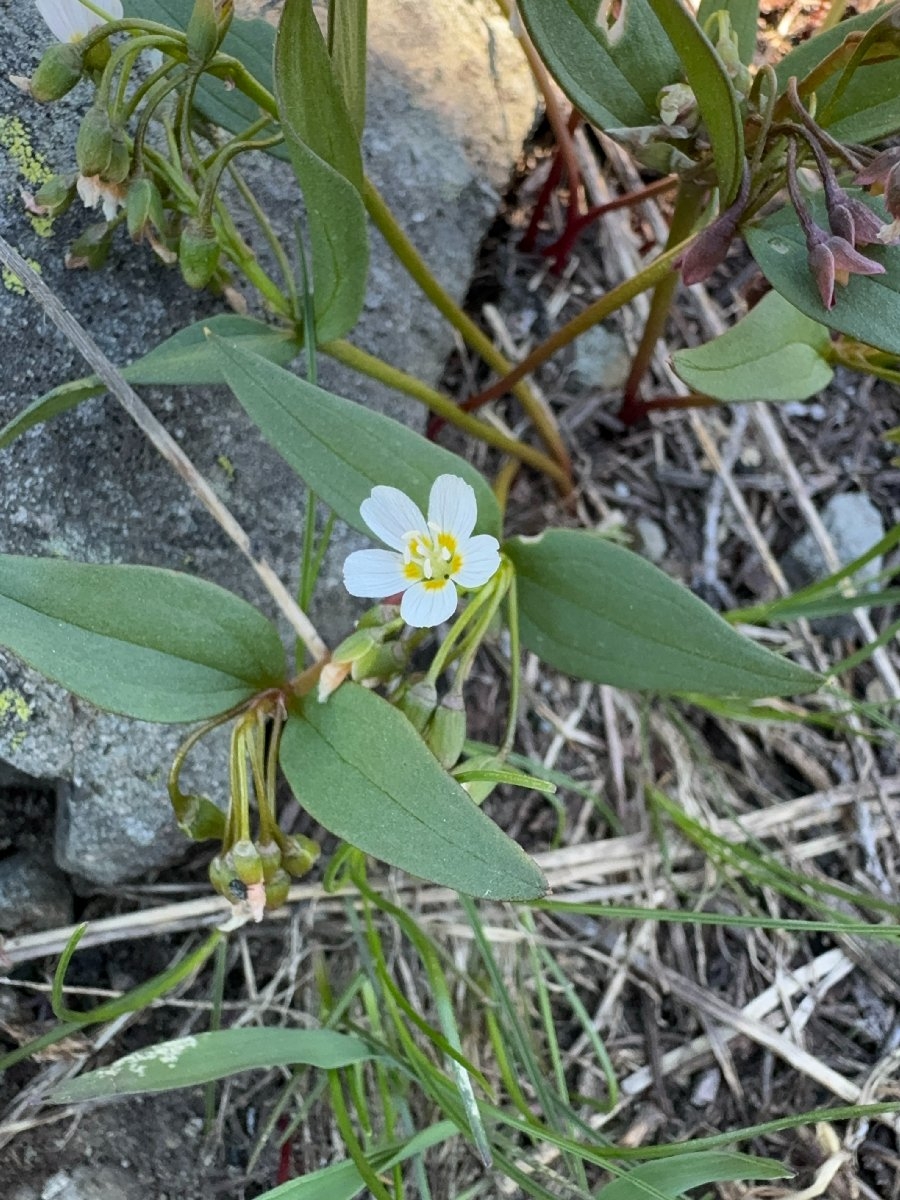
[343,475,501,628]
[35,0,123,44]
[77,172,124,221]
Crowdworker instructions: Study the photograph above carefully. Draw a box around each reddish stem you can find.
[618,391,719,427]
[541,175,678,270]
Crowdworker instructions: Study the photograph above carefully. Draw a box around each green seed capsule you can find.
[34,173,77,217]
[278,833,320,878]
[76,105,114,178]
[256,839,283,882]
[186,0,220,63]
[209,854,237,898]
[67,222,113,270]
[396,679,438,733]
[178,219,220,288]
[425,693,466,770]
[229,838,264,886]
[30,43,84,102]
[264,868,291,911]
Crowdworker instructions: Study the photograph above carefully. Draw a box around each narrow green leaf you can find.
[595,1152,788,1200]
[505,530,821,697]
[746,196,900,355]
[0,315,300,450]
[645,0,744,203]
[775,8,900,144]
[328,0,368,138]
[0,556,286,722]
[274,0,368,342]
[49,1028,373,1102]
[696,0,759,66]
[280,685,547,900]
[214,336,501,537]
[257,1122,457,1200]
[517,0,681,131]
[124,0,290,159]
[672,290,833,402]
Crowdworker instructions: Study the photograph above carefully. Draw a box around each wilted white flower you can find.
[343,474,501,628]
[35,0,124,44]
[76,172,124,221]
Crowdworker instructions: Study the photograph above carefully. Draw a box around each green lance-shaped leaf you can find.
[518,0,681,131]
[672,290,834,402]
[775,7,900,145]
[214,336,501,537]
[505,530,821,698]
[280,685,547,901]
[0,557,286,722]
[696,0,759,66]
[275,0,369,342]
[327,0,368,139]
[746,196,900,355]
[645,0,744,203]
[49,1028,374,1102]
[0,315,301,449]
[255,1122,457,1200]
[123,0,290,160]
[594,1152,788,1200]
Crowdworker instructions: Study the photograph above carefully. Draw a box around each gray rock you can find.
[782,492,886,636]
[635,516,668,565]
[41,1167,145,1200]
[0,852,72,934]
[0,3,537,884]
[565,325,631,393]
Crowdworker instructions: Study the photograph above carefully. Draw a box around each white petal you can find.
[36,0,118,41]
[453,535,501,589]
[360,486,426,550]
[342,549,408,598]
[76,174,102,210]
[427,474,477,541]
[400,580,458,628]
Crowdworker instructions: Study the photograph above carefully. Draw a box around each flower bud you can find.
[178,219,220,288]
[187,0,220,64]
[352,641,406,683]
[30,43,84,102]
[396,679,438,733]
[229,838,264,886]
[34,173,77,217]
[76,105,114,178]
[126,176,164,240]
[886,163,900,221]
[278,833,320,878]
[264,868,291,910]
[103,126,131,185]
[356,603,401,630]
[425,693,466,770]
[332,627,383,668]
[256,839,283,882]
[657,82,698,132]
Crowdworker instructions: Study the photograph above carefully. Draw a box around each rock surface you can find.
[0,851,73,934]
[782,492,886,636]
[0,2,537,885]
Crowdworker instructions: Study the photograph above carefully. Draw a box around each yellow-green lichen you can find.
[0,115,57,237]
[217,454,236,481]
[3,257,42,296]
[0,687,32,752]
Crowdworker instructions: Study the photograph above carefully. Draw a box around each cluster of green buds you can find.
[27,0,290,307]
[169,698,319,923]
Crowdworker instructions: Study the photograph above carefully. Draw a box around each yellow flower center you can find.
[402,527,462,590]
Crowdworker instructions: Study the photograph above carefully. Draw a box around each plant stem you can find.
[362,178,571,482]
[618,181,705,424]
[462,237,690,412]
[321,338,570,487]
